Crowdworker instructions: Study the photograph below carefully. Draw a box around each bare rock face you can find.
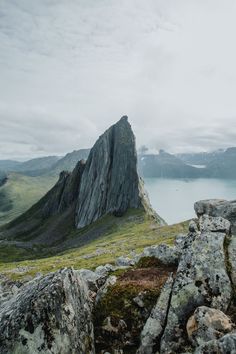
[187,306,233,346]
[0,268,94,354]
[160,217,232,353]
[75,116,157,229]
[41,160,86,217]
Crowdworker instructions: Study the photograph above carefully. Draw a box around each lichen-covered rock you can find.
[160,217,232,353]
[0,268,95,354]
[140,244,180,266]
[116,256,135,267]
[195,332,236,354]
[228,234,236,287]
[95,275,117,304]
[199,214,231,233]
[78,268,107,292]
[95,264,115,277]
[187,306,233,346]
[194,199,236,230]
[75,116,160,229]
[137,275,174,354]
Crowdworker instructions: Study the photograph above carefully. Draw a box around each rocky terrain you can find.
[1,117,236,353]
[0,198,236,353]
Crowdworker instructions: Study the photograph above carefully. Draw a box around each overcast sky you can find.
[1,0,236,160]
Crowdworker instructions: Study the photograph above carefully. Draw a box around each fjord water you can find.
[144,178,236,224]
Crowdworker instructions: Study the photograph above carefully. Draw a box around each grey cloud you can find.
[0,0,236,159]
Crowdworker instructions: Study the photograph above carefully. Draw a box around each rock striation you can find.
[75,116,153,228]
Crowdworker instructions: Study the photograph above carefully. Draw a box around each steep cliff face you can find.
[75,116,149,228]
[1,117,160,245]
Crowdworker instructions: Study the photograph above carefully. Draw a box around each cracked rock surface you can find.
[0,268,94,354]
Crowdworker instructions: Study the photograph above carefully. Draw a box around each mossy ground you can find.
[94,262,176,353]
[0,210,188,280]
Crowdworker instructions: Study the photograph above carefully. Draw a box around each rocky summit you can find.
[75,116,151,228]
[0,116,160,245]
[0,198,236,353]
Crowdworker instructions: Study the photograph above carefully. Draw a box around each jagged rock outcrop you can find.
[160,217,232,353]
[41,160,86,217]
[75,116,156,229]
[0,268,94,354]
[1,116,161,245]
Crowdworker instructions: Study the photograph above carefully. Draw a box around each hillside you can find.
[176,149,224,166]
[0,173,57,226]
[0,117,162,246]
[47,149,90,176]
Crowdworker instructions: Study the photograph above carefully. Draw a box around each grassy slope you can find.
[0,210,189,280]
[0,173,57,226]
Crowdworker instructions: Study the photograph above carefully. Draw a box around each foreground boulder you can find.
[0,268,94,354]
[194,199,236,230]
[160,216,232,353]
[187,306,233,346]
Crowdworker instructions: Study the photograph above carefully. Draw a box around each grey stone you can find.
[189,220,199,233]
[194,199,236,230]
[228,234,236,286]
[199,214,231,233]
[187,306,233,346]
[96,275,117,304]
[95,264,114,277]
[160,221,232,353]
[0,268,95,354]
[137,275,174,354]
[115,256,135,267]
[141,244,179,265]
[78,268,107,291]
[195,333,236,354]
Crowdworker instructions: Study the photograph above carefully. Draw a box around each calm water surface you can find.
[144,178,236,225]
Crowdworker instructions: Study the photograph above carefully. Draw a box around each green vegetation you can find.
[0,173,57,226]
[0,210,188,280]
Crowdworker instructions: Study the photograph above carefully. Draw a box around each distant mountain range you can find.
[138,150,203,178]
[139,147,236,179]
[0,147,235,180]
[0,149,90,177]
